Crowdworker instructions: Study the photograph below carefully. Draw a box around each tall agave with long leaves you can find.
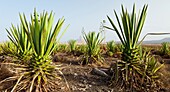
[82,31,104,65]
[0,10,68,91]
[107,4,148,63]
[22,10,67,91]
[25,12,66,64]
[106,4,148,91]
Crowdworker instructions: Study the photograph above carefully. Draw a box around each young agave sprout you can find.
[68,39,77,53]
[58,44,68,52]
[75,44,87,55]
[106,40,116,56]
[82,31,104,65]
[161,42,169,55]
[0,42,18,57]
[0,10,67,91]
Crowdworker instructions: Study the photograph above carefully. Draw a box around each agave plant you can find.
[106,4,169,91]
[106,40,116,56]
[6,23,31,60]
[0,42,18,57]
[106,4,149,91]
[161,42,169,56]
[140,51,164,91]
[107,4,148,62]
[82,31,104,65]
[0,10,68,91]
[68,39,77,53]
[57,44,68,52]
[77,44,87,54]
[107,40,116,52]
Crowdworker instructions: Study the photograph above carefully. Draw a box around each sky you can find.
[0,0,170,43]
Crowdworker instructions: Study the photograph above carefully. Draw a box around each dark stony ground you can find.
[53,53,117,92]
[0,52,170,92]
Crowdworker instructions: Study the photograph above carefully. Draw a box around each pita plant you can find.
[79,44,87,54]
[57,44,68,52]
[161,42,169,56]
[68,39,77,54]
[82,31,104,65]
[106,40,116,56]
[139,51,164,91]
[72,44,87,56]
[106,4,149,91]
[106,4,168,91]
[0,42,18,57]
[0,10,68,91]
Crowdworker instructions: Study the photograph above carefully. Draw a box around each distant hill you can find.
[143,37,170,44]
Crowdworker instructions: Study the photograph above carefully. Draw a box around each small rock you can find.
[74,73,78,76]
[83,80,87,84]
[71,86,77,90]
[91,68,109,77]
[91,82,96,85]
[60,87,65,90]
[79,88,86,91]
[78,83,86,88]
